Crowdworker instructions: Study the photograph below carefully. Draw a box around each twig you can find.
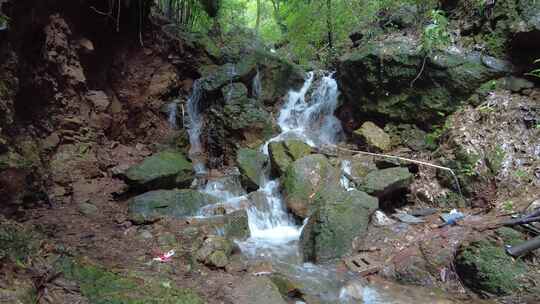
[327,145,463,198]
[410,56,427,88]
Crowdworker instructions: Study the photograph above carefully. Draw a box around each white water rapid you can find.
[185,79,207,174]
[167,101,178,129]
[185,71,466,303]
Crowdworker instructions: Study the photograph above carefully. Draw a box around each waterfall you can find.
[225,64,237,103]
[186,80,206,174]
[167,102,178,129]
[252,67,262,99]
[240,71,345,257]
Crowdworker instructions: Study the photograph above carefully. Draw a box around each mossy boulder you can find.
[268,140,312,177]
[361,167,413,199]
[236,148,269,191]
[194,210,250,240]
[209,82,274,149]
[196,236,235,268]
[337,37,510,126]
[300,189,378,263]
[353,121,392,152]
[455,240,528,296]
[57,257,204,304]
[231,276,288,304]
[128,189,217,224]
[199,50,304,105]
[282,154,340,219]
[123,151,194,192]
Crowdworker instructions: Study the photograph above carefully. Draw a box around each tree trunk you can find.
[326,0,333,48]
[255,0,261,34]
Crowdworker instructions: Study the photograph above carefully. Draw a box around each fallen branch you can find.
[323,145,463,198]
[503,216,540,227]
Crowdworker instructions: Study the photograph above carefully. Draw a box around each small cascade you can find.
[224,64,237,103]
[166,101,178,129]
[340,159,355,191]
[252,67,262,99]
[185,80,206,174]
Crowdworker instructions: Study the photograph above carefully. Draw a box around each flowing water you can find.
[185,79,207,174]
[167,101,178,129]
[187,71,473,303]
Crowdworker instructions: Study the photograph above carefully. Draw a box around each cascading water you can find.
[252,67,262,99]
[185,80,207,174]
[189,71,464,303]
[167,101,178,129]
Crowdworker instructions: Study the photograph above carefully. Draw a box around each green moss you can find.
[57,258,204,304]
[0,221,41,264]
[456,240,527,295]
[486,146,505,175]
[496,227,525,247]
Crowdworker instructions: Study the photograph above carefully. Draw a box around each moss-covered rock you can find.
[353,121,392,152]
[196,236,234,268]
[128,189,218,224]
[282,154,340,219]
[455,240,528,296]
[300,189,378,262]
[194,209,251,240]
[231,276,288,304]
[236,148,269,191]
[337,36,510,126]
[57,257,204,304]
[209,82,274,150]
[268,140,312,177]
[123,151,194,192]
[361,167,413,199]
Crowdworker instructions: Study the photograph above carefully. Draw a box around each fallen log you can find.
[506,235,540,257]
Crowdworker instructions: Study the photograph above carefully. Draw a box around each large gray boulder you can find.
[361,167,413,199]
[337,36,510,126]
[128,189,217,224]
[236,148,269,192]
[123,151,194,192]
[282,154,340,219]
[268,140,312,176]
[300,189,378,263]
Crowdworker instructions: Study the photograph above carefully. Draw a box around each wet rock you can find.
[337,36,509,126]
[268,140,312,176]
[194,209,251,240]
[503,76,535,93]
[209,82,274,150]
[128,189,218,224]
[236,148,269,191]
[41,132,61,151]
[282,154,340,218]
[455,240,528,296]
[300,189,378,262]
[196,236,234,268]
[384,123,429,151]
[353,121,392,152]
[123,151,194,192]
[78,202,98,216]
[361,167,413,199]
[85,90,110,112]
[200,50,304,105]
[230,276,287,304]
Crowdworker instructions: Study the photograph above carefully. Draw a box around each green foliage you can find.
[0,221,41,265]
[525,59,540,79]
[425,117,452,150]
[502,200,514,212]
[419,9,450,55]
[57,258,204,304]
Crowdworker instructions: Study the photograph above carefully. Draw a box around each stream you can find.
[184,71,480,304]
